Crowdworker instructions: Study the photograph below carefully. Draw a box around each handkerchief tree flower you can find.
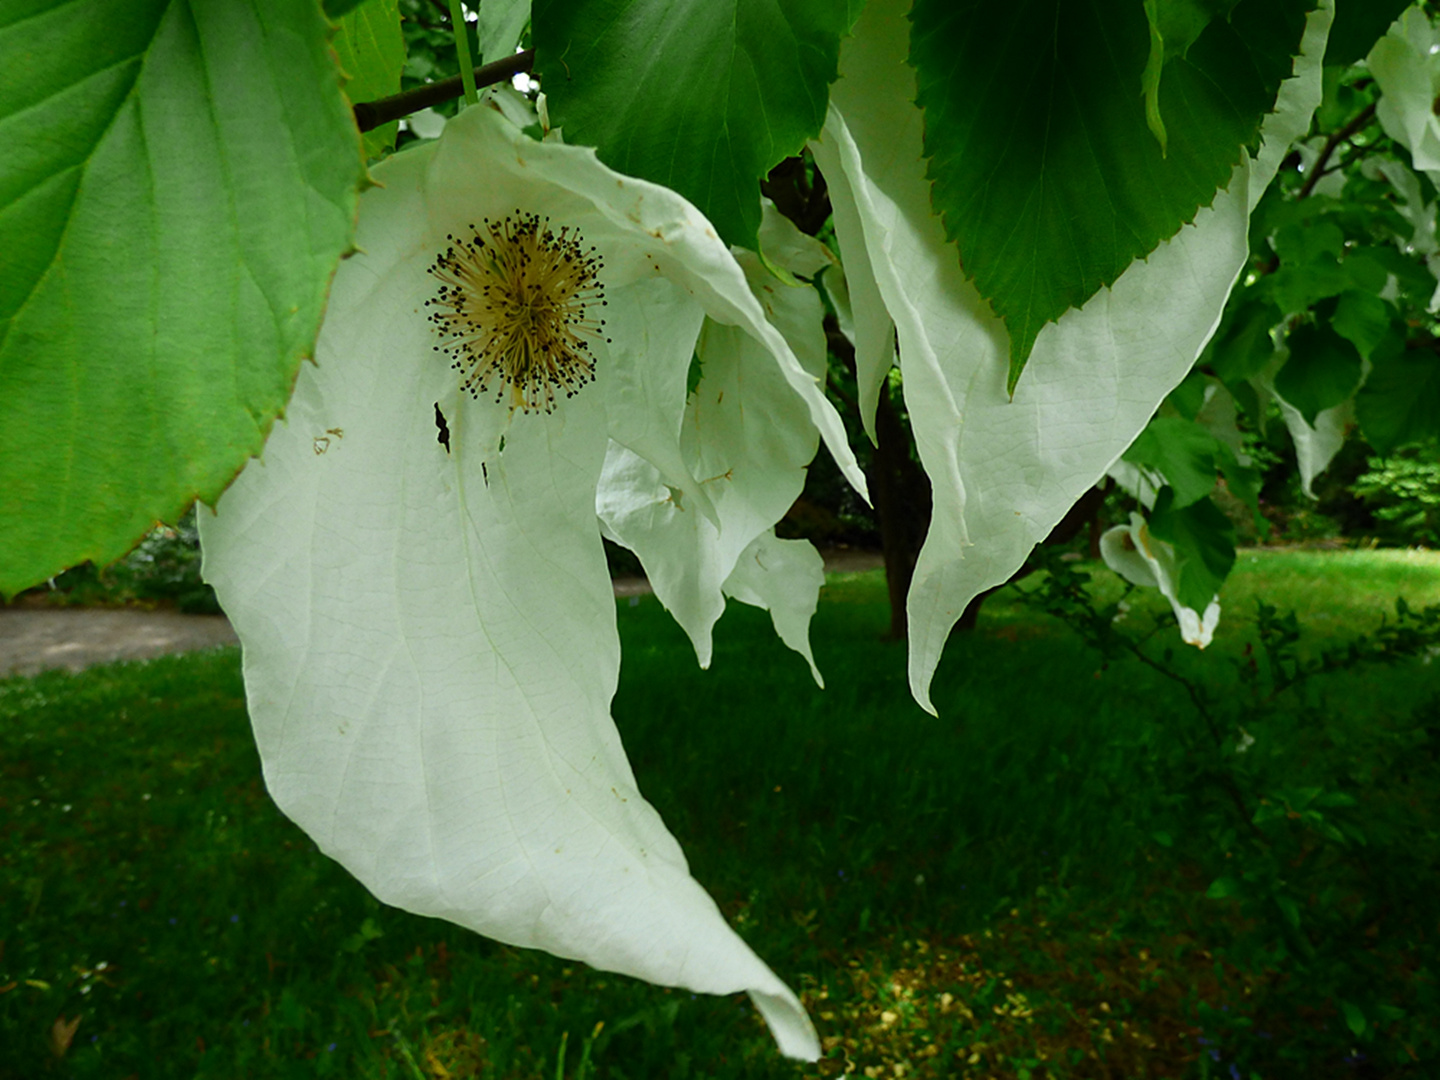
[4,0,1430,1061]
[196,103,858,1059]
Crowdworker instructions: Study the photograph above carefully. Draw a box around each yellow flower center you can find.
[426,212,609,414]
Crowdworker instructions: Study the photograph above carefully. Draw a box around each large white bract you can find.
[198,102,866,1060]
[811,0,1331,710]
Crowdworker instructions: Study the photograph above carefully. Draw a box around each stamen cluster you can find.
[426,212,609,413]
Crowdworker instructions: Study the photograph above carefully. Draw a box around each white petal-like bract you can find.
[811,0,1331,711]
[598,204,831,677]
[200,104,823,1060]
[1101,516,1221,649]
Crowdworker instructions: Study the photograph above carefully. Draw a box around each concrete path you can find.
[0,608,240,678]
[1,551,884,679]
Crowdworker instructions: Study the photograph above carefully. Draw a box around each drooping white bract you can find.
[809,0,1331,712]
[198,103,869,1061]
[1268,385,1353,500]
[597,203,832,683]
[1100,514,1221,649]
[1371,7,1440,180]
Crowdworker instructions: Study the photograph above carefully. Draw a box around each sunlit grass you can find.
[1,552,1436,1078]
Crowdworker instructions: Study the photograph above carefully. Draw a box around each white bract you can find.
[810,0,1330,709]
[597,203,832,682]
[197,102,871,1061]
[1100,514,1222,649]
[1272,391,1354,500]
[1371,7,1440,180]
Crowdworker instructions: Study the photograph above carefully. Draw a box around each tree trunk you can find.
[870,383,930,640]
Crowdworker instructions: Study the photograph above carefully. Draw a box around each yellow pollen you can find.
[424,211,610,414]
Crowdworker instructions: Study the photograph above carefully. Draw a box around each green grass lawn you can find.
[2,550,1438,1079]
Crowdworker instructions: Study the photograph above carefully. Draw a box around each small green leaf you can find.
[1166,367,1210,420]
[1355,245,1437,307]
[1331,289,1395,361]
[1253,801,1285,826]
[1341,247,1391,294]
[1207,301,1280,384]
[1356,343,1440,454]
[0,0,363,597]
[1215,441,1261,513]
[1272,218,1344,262]
[1267,219,1350,312]
[534,0,851,251]
[1342,1000,1367,1039]
[1124,417,1222,509]
[1206,876,1242,899]
[1274,322,1363,425]
[908,0,1313,384]
[1148,489,1236,612]
[1151,830,1175,847]
[1375,1003,1407,1024]
[334,0,406,156]
[1141,0,1239,153]
[1273,891,1302,930]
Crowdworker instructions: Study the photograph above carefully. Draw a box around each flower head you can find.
[426,213,609,413]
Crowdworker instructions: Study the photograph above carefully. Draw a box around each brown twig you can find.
[1297,101,1377,200]
[353,49,536,133]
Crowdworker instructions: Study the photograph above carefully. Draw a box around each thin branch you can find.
[1297,101,1377,200]
[353,49,536,133]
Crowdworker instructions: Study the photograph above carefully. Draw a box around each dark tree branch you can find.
[353,49,536,133]
[1297,101,1377,200]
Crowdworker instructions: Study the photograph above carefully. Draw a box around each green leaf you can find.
[1342,1000,1368,1039]
[1272,217,1344,262]
[1354,244,1437,308]
[1341,247,1392,295]
[1265,217,1350,312]
[532,0,851,251]
[908,0,1313,385]
[1330,289,1395,361]
[1356,343,1440,454]
[0,0,363,597]
[1323,0,1410,66]
[324,0,371,16]
[1124,417,1223,509]
[1207,300,1280,384]
[1166,367,1209,420]
[1274,891,1302,930]
[334,0,406,157]
[1206,876,1242,900]
[1216,442,1261,515]
[1141,0,1238,153]
[1274,321,1363,425]
[1148,489,1236,612]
